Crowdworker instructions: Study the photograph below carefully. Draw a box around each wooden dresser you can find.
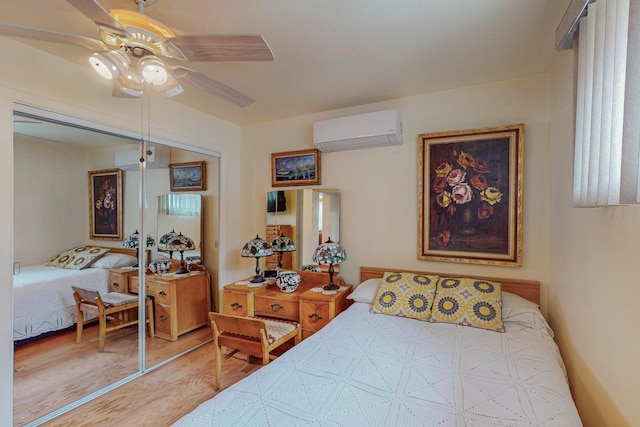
[108,268,138,293]
[223,271,352,339]
[130,271,211,341]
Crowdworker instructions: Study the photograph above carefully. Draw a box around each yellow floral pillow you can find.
[370,272,438,321]
[64,247,109,270]
[430,277,504,332]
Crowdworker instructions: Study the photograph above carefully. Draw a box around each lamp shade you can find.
[158,229,178,249]
[312,238,346,265]
[241,235,273,258]
[122,230,155,248]
[271,234,296,252]
[241,235,272,283]
[165,232,196,253]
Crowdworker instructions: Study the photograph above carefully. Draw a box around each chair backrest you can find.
[208,312,267,340]
[71,286,101,306]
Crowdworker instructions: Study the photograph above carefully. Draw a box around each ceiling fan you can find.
[0,0,274,107]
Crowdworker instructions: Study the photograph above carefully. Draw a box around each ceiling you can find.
[1,0,569,126]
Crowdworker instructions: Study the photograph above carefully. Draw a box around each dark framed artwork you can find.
[418,124,524,266]
[271,149,321,187]
[170,161,206,191]
[88,168,123,240]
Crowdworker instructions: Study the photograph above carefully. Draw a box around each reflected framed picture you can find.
[88,168,123,240]
[271,149,321,187]
[170,161,206,191]
[418,124,524,266]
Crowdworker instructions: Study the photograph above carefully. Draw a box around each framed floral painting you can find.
[88,168,123,240]
[418,124,524,266]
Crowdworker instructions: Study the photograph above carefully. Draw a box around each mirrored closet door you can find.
[12,105,219,426]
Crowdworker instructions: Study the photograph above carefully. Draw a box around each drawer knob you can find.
[308,313,323,323]
[230,302,242,311]
[112,282,119,290]
[159,290,167,297]
[159,315,167,321]
[271,303,284,312]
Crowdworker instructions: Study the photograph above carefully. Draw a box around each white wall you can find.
[0,38,244,426]
[242,74,551,298]
[548,50,640,426]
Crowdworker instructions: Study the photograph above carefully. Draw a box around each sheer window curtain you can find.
[557,0,640,206]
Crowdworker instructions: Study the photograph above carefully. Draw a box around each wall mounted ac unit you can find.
[313,109,402,152]
[115,145,170,171]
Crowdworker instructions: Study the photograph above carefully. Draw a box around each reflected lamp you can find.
[166,232,196,274]
[159,229,178,259]
[312,238,346,291]
[270,234,296,270]
[122,229,155,267]
[241,235,273,283]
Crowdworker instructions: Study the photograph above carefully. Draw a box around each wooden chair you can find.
[72,286,154,352]
[209,312,301,390]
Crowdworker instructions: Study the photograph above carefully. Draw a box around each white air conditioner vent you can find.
[313,109,402,152]
[115,145,170,171]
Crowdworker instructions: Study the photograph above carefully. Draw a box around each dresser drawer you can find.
[154,281,171,305]
[130,278,155,295]
[155,303,172,337]
[224,291,251,316]
[255,296,298,321]
[300,300,331,332]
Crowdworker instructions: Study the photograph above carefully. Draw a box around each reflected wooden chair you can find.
[72,286,154,352]
[209,312,301,390]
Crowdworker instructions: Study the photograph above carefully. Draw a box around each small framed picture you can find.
[170,161,206,191]
[271,149,321,187]
[88,168,123,240]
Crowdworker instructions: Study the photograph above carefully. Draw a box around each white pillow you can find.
[90,253,137,269]
[347,278,381,304]
[501,291,540,319]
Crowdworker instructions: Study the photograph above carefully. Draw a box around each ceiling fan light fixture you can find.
[88,53,117,80]
[140,57,168,85]
[114,78,143,97]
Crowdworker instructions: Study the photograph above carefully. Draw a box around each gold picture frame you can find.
[170,161,207,191]
[271,149,321,187]
[418,124,524,266]
[88,168,123,240]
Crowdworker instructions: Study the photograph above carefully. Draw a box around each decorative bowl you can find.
[149,259,173,274]
[275,271,301,293]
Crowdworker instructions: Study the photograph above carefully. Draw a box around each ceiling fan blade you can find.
[67,0,129,37]
[172,66,254,107]
[167,35,274,62]
[0,21,107,51]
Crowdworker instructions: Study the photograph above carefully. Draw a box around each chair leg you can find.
[75,309,84,344]
[214,341,222,391]
[98,313,107,352]
[146,299,155,338]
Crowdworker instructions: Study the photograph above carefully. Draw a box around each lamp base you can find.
[322,283,340,291]
[175,266,189,274]
[250,274,266,283]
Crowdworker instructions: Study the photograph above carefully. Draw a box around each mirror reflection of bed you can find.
[12,108,218,426]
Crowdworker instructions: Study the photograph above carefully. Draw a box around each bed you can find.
[13,247,139,342]
[174,266,582,426]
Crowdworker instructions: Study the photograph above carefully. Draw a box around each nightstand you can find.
[130,270,211,341]
[299,285,352,339]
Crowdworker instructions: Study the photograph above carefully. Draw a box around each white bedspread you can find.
[13,265,110,341]
[174,302,582,427]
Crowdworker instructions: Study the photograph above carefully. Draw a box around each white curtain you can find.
[572,0,640,206]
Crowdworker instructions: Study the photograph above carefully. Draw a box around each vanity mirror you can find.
[157,194,203,265]
[266,189,340,271]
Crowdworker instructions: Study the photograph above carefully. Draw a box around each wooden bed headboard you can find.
[360,266,540,305]
[102,247,152,261]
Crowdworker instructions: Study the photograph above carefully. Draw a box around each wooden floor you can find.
[14,324,261,426]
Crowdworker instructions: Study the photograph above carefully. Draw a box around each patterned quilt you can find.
[174,302,582,426]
